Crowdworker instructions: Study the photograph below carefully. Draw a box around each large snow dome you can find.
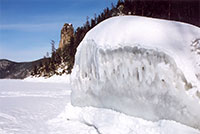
[71,16,200,129]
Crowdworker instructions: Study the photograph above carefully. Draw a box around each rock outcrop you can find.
[59,23,74,49]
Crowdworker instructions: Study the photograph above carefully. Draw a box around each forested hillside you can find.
[32,0,200,77]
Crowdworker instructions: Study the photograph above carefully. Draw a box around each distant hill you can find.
[0,58,50,79]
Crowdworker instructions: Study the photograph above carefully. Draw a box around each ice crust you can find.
[71,16,200,129]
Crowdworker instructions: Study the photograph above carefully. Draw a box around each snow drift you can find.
[71,16,200,129]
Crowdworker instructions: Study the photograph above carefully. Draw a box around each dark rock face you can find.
[59,23,74,49]
[0,58,49,79]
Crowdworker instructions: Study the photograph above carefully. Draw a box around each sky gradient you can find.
[0,0,117,62]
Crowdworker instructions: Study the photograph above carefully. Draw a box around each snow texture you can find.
[71,16,200,129]
[0,79,70,134]
[50,103,200,134]
[1,79,199,134]
[24,73,70,83]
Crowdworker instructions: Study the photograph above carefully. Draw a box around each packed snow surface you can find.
[0,79,199,134]
[71,16,200,129]
[24,74,70,83]
[0,79,70,134]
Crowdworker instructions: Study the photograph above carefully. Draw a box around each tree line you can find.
[31,0,200,77]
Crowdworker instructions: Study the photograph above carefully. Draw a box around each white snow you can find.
[1,79,199,134]
[71,16,200,129]
[49,103,200,134]
[24,73,70,83]
[0,79,70,134]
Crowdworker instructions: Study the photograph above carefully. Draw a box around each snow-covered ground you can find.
[0,79,199,134]
[0,79,70,134]
[24,74,70,83]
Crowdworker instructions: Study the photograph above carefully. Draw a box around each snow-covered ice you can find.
[71,16,200,129]
[1,79,199,134]
[0,79,70,134]
[24,73,70,83]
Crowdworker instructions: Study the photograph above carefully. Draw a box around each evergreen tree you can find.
[91,18,96,28]
[51,40,56,53]
[51,40,56,64]
[33,65,37,75]
[85,16,90,31]
[55,48,62,64]
[44,61,50,75]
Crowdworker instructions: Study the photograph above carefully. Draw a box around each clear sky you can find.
[0,0,117,62]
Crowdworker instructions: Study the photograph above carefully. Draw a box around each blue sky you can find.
[0,0,117,62]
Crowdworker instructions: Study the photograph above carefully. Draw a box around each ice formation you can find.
[71,16,200,129]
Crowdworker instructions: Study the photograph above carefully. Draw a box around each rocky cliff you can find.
[59,23,74,49]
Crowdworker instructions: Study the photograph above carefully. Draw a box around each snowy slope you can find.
[1,79,199,134]
[71,16,200,129]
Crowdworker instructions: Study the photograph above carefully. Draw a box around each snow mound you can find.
[71,16,200,129]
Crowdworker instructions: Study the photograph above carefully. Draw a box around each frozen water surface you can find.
[0,79,199,134]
